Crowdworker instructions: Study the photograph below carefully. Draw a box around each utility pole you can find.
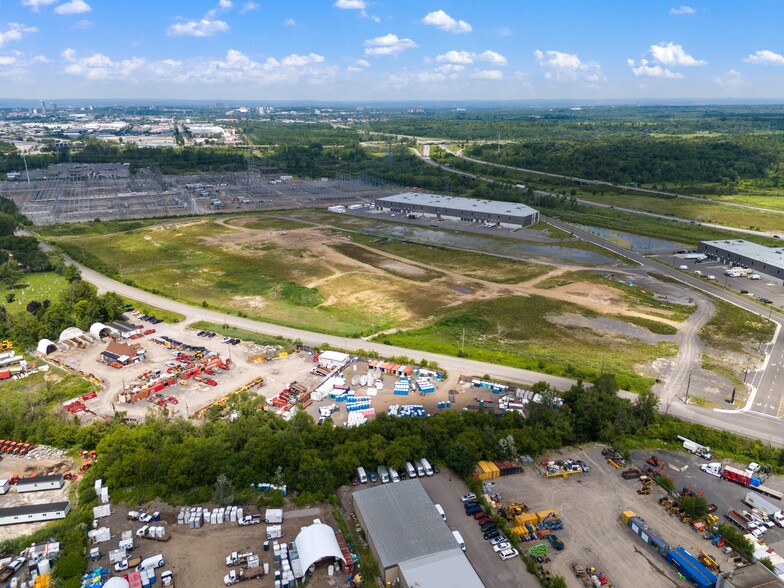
[461,328,465,352]
[684,372,692,403]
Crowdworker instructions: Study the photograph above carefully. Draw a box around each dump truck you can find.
[621,468,641,480]
[744,492,784,527]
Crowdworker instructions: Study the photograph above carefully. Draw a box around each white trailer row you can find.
[178,505,246,528]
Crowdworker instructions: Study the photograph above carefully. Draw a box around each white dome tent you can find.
[58,326,84,342]
[90,322,111,339]
[36,338,57,355]
[294,523,347,579]
[103,578,130,588]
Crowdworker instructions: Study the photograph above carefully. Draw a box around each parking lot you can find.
[488,445,739,588]
[666,254,783,310]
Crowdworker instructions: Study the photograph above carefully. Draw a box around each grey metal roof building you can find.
[352,479,484,586]
[698,240,784,280]
[16,474,64,493]
[0,502,70,526]
[374,192,539,228]
[399,550,486,588]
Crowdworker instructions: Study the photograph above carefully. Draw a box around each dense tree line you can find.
[465,137,778,186]
[0,142,248,175]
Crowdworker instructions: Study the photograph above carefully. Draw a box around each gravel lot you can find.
[0,453,75,542]
[491,445,735,588]
[631,449,784,548]
[88,500,343,588]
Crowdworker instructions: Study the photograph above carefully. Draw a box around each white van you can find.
[378,465,390,484]
[452,530,465,551]
[414,460,425,477]
[357,466,368,484]
[405,462,417,478]
[421,458,434,477]
[136,554,165,572]
[388,467,400,483]
[435,504,446,522]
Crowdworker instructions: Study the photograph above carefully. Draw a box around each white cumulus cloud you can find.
[434,63,465,74]
[476,50,507,65]
[670,5,695,14]
[281,53,324,67]
[421,10,472,34]
[21,0,57,12]
[744,50,784,65]
[534,49,604,83]
[436,50,474,65]
[714,69,746,88]
[364,34,417,56]
[649,42,706,66]
[241,2,260,13]
[166,18,230,37]
[627,58,683,79]
[436,49,507,66]
[0,55,16,65]
[54,0,92,15]
[62,51,145,81]
[283,18,296,26]
[471,69,502,80]
[334,0,366,9]
[0,23,38,48]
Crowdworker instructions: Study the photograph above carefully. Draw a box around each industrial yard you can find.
[482,445,784,588]
[0,164,396,224]
[85,499,346,588]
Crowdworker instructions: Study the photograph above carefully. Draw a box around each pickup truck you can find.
[238,515,261,526]
[224,568,263,585]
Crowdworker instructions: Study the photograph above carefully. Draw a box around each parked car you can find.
[349,473,359,486]
[484,529,501,540]
[490,535,508,546]
[460,493,477,503]
[499,548,520,561]
[368,471,378,483]
[465,506,482,516]
[492,542,512,553]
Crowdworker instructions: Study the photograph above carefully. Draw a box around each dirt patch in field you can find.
[548,313,675,344]
[377,259,431,278]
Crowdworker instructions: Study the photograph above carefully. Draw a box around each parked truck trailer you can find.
[744,492,784,527]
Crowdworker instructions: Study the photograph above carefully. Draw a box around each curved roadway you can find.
[47,228,784,445]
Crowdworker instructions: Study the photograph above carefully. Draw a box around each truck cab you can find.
[700,463,721,477]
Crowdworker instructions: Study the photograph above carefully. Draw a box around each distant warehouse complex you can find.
[352,479,484,587]
[698,239,784,280]
[374,192,540,228]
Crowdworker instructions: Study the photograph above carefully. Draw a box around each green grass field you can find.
[350,236,551,284]
[2,272,69,310]
[574,191,784,233]
[44,215,689,387]
[700,298,775,354]
[376,295,675,393]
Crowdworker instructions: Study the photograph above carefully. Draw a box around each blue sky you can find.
[2,0,784,101]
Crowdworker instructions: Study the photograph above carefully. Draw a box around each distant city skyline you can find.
[2,1,784,101]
